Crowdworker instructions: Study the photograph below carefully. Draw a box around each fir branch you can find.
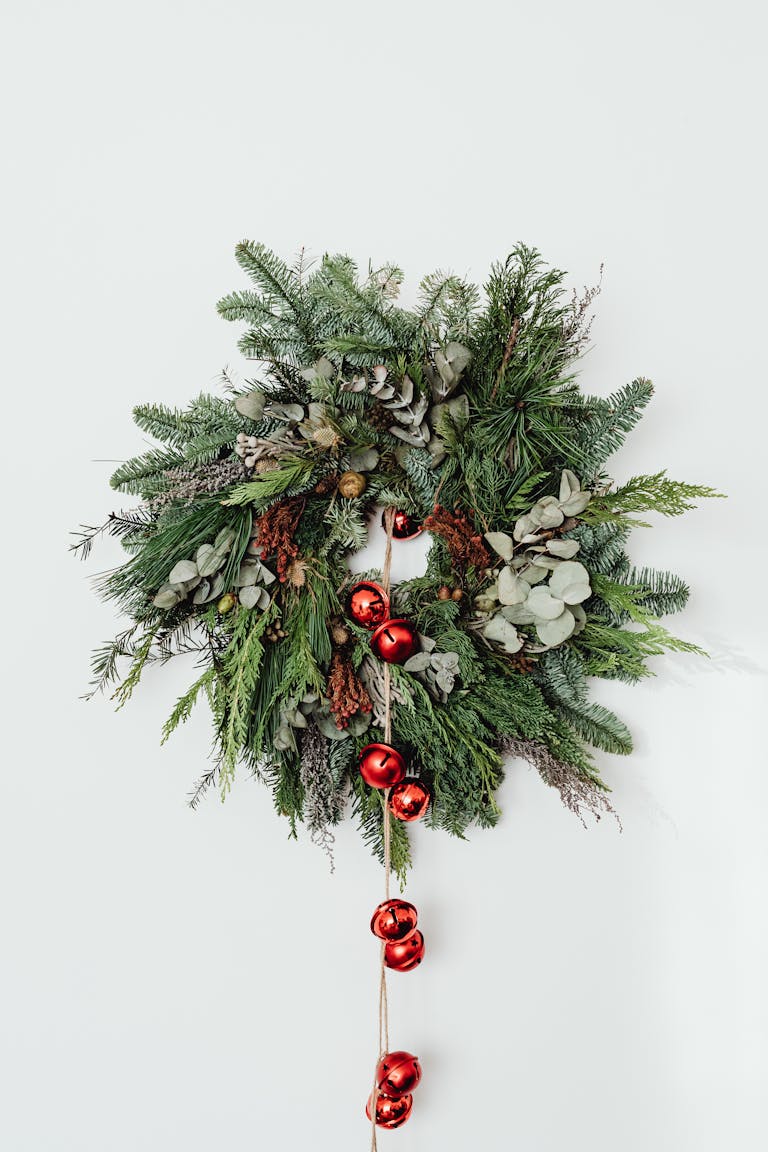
[628,567,690,617]
[564,378,654,478]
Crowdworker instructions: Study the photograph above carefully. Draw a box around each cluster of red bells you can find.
[348,521,431,826]
[350,512,426,1130]
[366,1050,422,1129]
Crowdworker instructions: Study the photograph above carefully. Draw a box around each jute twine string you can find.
[370,507,395,1151]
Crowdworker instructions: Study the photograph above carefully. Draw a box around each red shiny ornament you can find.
[389,778,431,822]
[385,930,425,972]
[358,743,407,789]
[370,618,419,664]
[365,1091,413,1129]
[347,581,390,630]
[376,1050,422,1098]
[385,509,423,541]
[370,898,419,942]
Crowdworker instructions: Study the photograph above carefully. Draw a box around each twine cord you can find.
[370,507,396,1151]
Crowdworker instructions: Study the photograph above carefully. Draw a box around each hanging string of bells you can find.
[346,510,431,1139]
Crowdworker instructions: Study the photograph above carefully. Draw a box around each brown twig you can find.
[490,315,521,403]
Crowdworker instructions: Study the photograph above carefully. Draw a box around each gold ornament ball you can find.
[437,586,452,601]
[217,592,237,614]
[338,470,367,499]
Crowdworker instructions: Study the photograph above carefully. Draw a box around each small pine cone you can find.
[314,472,339,496]
[368,404,393,432]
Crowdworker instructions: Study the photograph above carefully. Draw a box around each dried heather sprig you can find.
[501,737,619,828]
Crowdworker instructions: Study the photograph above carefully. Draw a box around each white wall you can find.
[2,2,767,1148]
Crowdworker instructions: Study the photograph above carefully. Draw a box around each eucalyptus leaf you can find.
[559,491,591,516]
[404,652,432,672]
[266,402,304,424]
[214,528,236,553]
[484,531,515,562]
[238,585,263,609]
[498,566,529,605]
[152,585,182,609]
[235,562,260,587]
[192,579,211,605]
[168,559,198,584]
[197,550,223,579]
[559,469,580,502]
[234,390,266,420]
[273,725,295,752]
[559,582,592,605]
[531,498,565,529]
[567,603,588,635]
[483,614,523,653]
[535,610,576,647]
[208,572,226,601]
[349,447,379,472]
[548,561,590,600]
[526,587,565,620]
[501,603,536,625]
[546,538,580,559]
[520,563,549,585]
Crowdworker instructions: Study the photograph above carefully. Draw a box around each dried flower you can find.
[252,496,305,582]
[423,505,491,570]
[327,647,373,729]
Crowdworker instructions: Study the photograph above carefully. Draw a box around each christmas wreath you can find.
[75,241,717,882]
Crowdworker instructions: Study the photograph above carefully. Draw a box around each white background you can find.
[2,2,767,1149]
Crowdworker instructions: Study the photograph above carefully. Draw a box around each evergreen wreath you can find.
[74,242,718,878]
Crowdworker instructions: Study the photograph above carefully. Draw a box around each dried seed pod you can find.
[338,470,367,498]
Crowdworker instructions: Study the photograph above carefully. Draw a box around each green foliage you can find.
[565,378,654,478]
[538,649,633,755]
[585,471,723,525]
[78,238,717,874]
[223,458,315,507]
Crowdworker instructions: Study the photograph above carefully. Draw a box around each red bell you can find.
[385,931,425,972]
[358,743,407,789]
[376,1050,422,1098]
[389,778,431,822]
[370,898,418,942]
[385,509,423,540]
[366,1091,413,1129]
[370,618,419,664]
[347,581,390,629]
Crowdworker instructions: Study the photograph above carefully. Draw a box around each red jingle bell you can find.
[385,509,423,541]
[370,898,419,943]
[385,930,425,972]
[366,1091,413,1129]
[358,743,407,789]
[347,581,390,630]
[389,778,431,822]
[370,618,419,664]
[376,1050,422,1098]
